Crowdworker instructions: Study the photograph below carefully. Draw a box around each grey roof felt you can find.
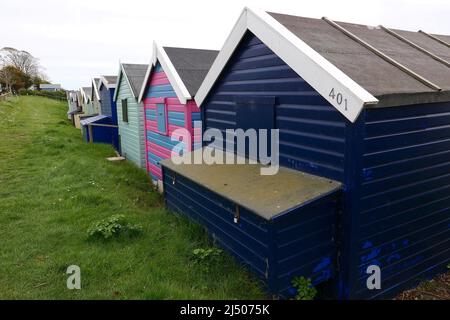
[268,12,450,107]
[122,63,148,98]
[102,76,117,86]
[394,30,450,61]
[163,47,219,97]
[432,34,450,45]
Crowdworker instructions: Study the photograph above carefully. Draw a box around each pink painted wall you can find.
[143,63,201,182]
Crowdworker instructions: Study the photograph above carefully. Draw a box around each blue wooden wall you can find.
[349,103,450,298]
[81,116,119,149]
[202,32,347,182]
[163,166,341,297]
[99,85,118,125]
[200,30,450,299]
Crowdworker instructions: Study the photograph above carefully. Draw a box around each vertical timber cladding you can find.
[203,31,347,182]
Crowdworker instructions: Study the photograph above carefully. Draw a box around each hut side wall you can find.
[116,74,146,168]
[85,100,95,116]
[99,86,118,124]
[92,94,101,115]
[349,102,450,299]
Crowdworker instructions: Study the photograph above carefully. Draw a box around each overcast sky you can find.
[1,0,449,90]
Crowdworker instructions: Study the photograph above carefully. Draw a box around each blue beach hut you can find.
[160,8,450,299]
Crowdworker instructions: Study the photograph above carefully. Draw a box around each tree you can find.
[0,47,49,83]
[0,65,31,92]
[0,47,50,92]
[0,47,39,78]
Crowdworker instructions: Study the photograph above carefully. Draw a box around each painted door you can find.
[156,103,167,134]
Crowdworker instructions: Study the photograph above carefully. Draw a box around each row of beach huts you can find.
[65,8,450,299]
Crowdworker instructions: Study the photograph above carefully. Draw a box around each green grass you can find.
[0,96,265,299]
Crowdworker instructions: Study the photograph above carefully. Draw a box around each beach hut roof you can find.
[80,114,110,126]
[195,7,450,122]
[98,75,117,90]
[113,63,148,101]
[138,42,218,103]
[80,87,92,104]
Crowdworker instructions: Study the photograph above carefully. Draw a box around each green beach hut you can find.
[113,63,148,168]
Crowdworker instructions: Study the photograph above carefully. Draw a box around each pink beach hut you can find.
[138,42,218,187]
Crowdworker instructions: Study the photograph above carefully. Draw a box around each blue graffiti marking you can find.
[387,253,401,263]
[313,257,331,273]
[362,168,373,181]
[360,248,381,263]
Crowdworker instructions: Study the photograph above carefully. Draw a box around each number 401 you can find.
[329,88,348,111]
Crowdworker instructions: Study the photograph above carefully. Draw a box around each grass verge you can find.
[0,96,265,299]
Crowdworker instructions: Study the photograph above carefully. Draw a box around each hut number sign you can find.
[329,88,349,112]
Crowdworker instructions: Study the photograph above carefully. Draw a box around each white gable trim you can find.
[137,59,154,103]
[137,41,192,104]
[80,87,90,104]
[194,7,379,122]
[91,78,101,101]
[112,64,123,102]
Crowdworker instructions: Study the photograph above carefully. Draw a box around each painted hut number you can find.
[329,88,348,111]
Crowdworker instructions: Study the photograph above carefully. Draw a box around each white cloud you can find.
[0,0,449,89]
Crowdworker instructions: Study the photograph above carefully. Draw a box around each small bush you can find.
[87,214,142,240]
[291,276,317,300]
